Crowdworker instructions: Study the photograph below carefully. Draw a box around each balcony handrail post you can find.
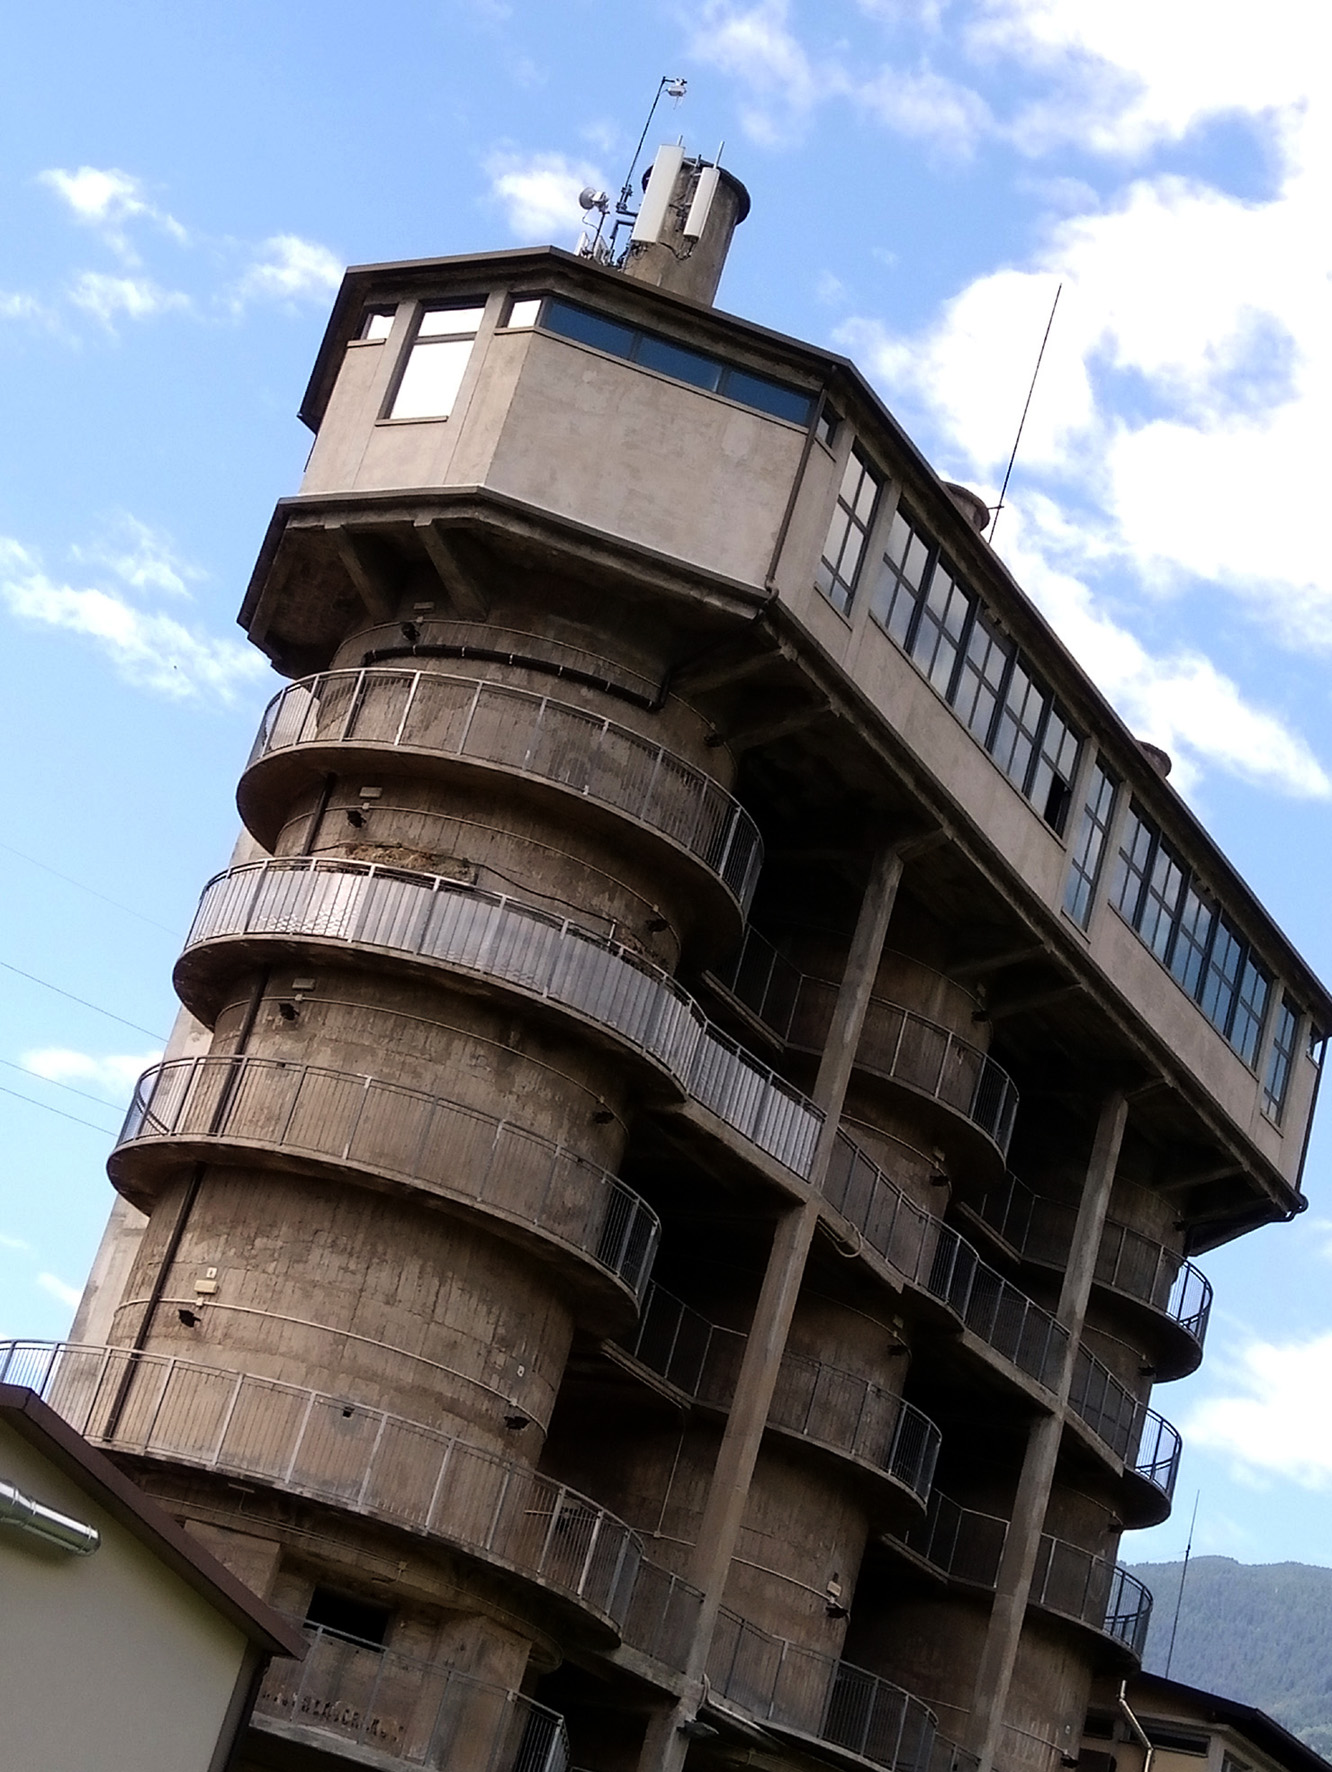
[285,1389,318,1486]
[357,1408,390,1510]
[393,669,421,746]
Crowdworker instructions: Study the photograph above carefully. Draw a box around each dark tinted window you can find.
[543,299,637,357]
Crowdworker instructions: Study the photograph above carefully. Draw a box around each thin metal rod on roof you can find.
[987,282,1062,545]
[1164,1488,1201,1678]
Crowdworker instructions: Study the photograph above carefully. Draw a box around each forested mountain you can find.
[1128,1558,1332,1758]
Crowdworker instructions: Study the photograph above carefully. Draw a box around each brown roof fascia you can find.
[1133,1673,1332,1772]
[0,1385,306,1660]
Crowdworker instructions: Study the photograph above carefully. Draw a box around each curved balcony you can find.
[716,929,1018,1163]
[619,1558,704,1671]
[254,1619,570,1770]
[1068,1347,1181,1523]
[895,1494,1152,1661]
[1,1341,641,1640]
[970,1175,1212,1378]
[242,667,763,915]
[178,858,823,1178]
[622,1284,941,1505]
[708,1607,967,1772]
[114,1055,659,1310]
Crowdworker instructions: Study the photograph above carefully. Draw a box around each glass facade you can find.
[816,449,881,616]
[1063,763,1117,928]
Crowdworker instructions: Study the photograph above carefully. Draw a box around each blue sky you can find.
[3,0,1331,1571]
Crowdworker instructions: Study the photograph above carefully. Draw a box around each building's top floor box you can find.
[241,245,1332,1234]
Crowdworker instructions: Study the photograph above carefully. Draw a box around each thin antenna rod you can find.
[1164,1490,1201,1679]
[987,281,1062,544]
[618,76,687,214]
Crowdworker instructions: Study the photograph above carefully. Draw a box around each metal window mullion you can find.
[392,670,422,746]
[355,1409,389,1508]
[941,593,977,708]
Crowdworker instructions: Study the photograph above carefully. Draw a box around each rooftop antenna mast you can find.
[1163,1490,1201,1679]
[987,281,1062,545]
[577,75,688,264]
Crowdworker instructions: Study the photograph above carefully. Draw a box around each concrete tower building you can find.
[8,150,1328,1772]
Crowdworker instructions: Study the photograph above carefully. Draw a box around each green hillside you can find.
[1128,1557,1332,1759]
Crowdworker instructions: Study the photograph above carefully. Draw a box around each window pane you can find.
[911,567,970,695]
[1170,883,1215,998]
[1063,763,1117,928]
[1200,917,1244,1031]
[1264,997,1300,1120]
[954,611,1010,744]
[993,663,1043,791]
[1029,703,1080,832]
[542,299,637,358]
[722,368,814,424]
[390,337,475,419]
[635,333,722,390]
[360,309,395,341]
[1140,843,1185,961]
[1111,809,1155,921]
[1231,958,1270,1066]
[417,304,486,338]
[506,298,542,329]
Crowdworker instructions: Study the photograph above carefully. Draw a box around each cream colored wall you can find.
[0,1420,252,1772]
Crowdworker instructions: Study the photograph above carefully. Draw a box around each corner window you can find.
[1112,801,1273,1066]
[505,297,542,329]
[1263,996,1300,1121]
[816,448,881,616]
[387,304,486,420]
[359,308,395,341]
[1063,761,1117,928]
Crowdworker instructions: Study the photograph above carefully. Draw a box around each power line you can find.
[1164,1489,1201,1678]
[0,958,169,1042]
[0,838,178,936]
[0,1081,119,1137]
[0,1056,140,1113]
[988,281,1063,544]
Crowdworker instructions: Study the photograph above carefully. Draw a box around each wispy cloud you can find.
[0,533,266,701]
[73,517,201,600]
[1188,1333,1332,1486]
[22,1048,160,1099]
[36,1272,82,1311]
[486,149,609,243]
[39,165,186,260]
[69,271,190,328]
[0,1233,32,1253]
[232,234,343,309]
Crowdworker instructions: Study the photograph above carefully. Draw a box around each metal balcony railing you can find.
[708,1609,942,1772]
[1067,1346,1181,1503]
[819,1135,1070,1393]
[0,1341,641,1633]
[183,858,823,1178]
[624,1284,941,1502]
[117,1055,659,1302]
[718,929,1019,1158]
[972,1175,1212,1356]
[247,668,764,911]
[617,1558,703,1670]
[898,1494,1153,1658]
[255,1620,570,1771]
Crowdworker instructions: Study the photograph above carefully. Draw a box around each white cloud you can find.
[40,165,185,259]
[70,272,190,326]
[21,1049,161,1099]
[1188,1333,1332,1486]
[857,63,993,151]
[74,517,200,599]
[234,234,343,308]
[487,150,608,243]
[0,291,51,324]
[36,1272,82,1311]
[693,0,826,143]
[0,1233,32,1252]
[0,535,266,701]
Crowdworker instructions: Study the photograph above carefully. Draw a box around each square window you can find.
[506,297,542,329]
[359,309,395,341]
[389,336,477,419]
[417,304,486,338]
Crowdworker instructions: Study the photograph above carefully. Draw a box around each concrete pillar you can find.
[971,1090,1128,1772]
[636,843,905,1772]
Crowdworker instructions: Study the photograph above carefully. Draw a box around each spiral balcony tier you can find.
[717,928,1019,1168]
[969,1174,1212,1379]
[113,1055,659,1324]
[254,1620,571,1771]
[892,1492,1152,1664]
[1,1341,641,1643]
[239,667,764,931]
[173,862,1178,1500]
[619,1283,942,1508]
[175,858,823,1178]
[708,1608,974,1772]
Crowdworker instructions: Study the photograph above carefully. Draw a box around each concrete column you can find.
[971,1090,1128,1772]
[637,844,905,1772]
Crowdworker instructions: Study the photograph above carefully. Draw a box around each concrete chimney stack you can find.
[621,151,750,306]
